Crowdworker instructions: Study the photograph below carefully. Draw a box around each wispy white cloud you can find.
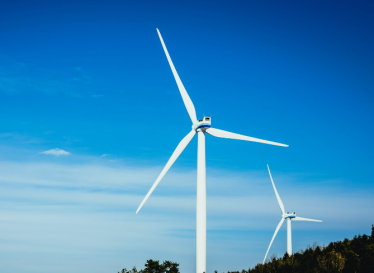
[40,148,71,156]
[0,158,372,273]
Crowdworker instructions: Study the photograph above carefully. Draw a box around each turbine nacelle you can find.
[283,212,296,219]
[192,116,212,132]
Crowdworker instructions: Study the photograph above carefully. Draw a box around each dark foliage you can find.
[225,224,374,273]
[119,225,374,273]
[118,259,179,273]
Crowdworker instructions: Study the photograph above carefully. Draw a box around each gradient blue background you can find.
[0,1,373,272]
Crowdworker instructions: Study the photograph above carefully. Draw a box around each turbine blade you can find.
[293,216,322,222]
[263,218,285,264]
[267,165,285,214]
[156,29,197,124]
[136,130,196,214]
[205,128,288,147]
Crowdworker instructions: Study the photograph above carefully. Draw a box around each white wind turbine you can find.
[136,29,288,273]
[263,165,322,264]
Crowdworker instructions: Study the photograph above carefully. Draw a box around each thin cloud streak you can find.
[40,148,71,156]
[0,159,372,273]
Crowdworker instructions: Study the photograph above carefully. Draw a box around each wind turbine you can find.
[136,29,289,273]
[263,165,322,264]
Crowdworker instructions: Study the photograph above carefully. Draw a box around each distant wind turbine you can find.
[136,29,289,273]
[263,165,322,264]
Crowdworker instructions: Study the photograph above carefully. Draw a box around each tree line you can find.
[119,224,374,273]
[118,260,179,273]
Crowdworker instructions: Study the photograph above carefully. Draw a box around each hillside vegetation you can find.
[118,225,374,273]
[229,224,374,273]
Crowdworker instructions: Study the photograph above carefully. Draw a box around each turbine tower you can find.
[136,29,289,273]
[263,165,322,264]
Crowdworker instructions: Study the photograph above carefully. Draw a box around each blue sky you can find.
[0,1,374,272]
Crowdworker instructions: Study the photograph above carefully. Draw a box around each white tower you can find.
[136,29,289,273]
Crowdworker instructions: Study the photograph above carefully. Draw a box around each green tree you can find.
[141,259,180,273]
[162,260,179,273]
[143,259,163,273]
